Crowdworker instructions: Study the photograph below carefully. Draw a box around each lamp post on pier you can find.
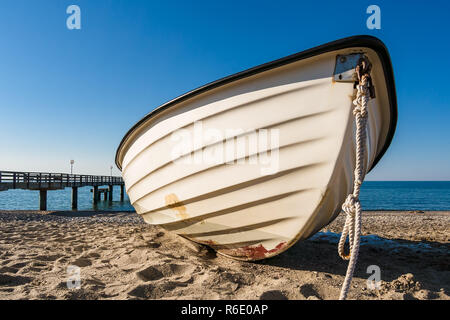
[70,160,75,174]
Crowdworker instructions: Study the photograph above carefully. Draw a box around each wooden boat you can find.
[115,35,397,261]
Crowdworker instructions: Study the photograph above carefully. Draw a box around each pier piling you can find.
[108,185,113,202]
[120,184,124,202]
[71,187,78,210]
[93,186,99,205]
[39,189,47,211]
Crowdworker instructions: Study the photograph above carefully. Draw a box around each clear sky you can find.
[0,1,448,179]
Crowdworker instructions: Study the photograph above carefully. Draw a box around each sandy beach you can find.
[0,210,448,300]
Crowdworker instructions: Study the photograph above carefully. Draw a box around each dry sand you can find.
[0,210,448,300]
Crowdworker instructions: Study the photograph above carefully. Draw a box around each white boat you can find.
[116,35,397,261]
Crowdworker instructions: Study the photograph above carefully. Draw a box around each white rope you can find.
[338,65,371,300]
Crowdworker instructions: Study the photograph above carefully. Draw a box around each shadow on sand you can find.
[46,210,135,218]
[259,231,449,296]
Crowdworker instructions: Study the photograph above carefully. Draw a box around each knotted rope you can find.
[338,57,372,300]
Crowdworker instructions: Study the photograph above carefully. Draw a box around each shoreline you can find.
[0,210,448,300]
[1,209,449,214]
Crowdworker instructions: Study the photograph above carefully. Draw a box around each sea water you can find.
[0,181,449,211]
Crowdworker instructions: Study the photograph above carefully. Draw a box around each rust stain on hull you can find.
[219,242,287,260]
[165,193,189,219]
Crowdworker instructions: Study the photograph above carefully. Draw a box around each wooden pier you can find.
[0,170,125,211]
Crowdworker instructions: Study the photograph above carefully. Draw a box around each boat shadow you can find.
[259,231,449,296]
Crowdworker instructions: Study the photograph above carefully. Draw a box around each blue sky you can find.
[0,0,449,179]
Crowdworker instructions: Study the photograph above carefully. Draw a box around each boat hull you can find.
[116,37,396,260]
